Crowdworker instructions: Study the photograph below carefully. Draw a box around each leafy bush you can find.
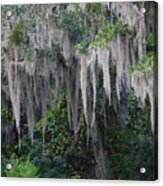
[32,93,94,178]
[2,156,39,177]
[35,154,73,178]
[105,92,154,180]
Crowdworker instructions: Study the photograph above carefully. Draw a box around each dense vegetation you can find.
[1,92,154,179]
[1,2,157,180]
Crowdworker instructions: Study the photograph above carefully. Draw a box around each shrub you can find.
[105,92,154,180]
[2,156,39,177]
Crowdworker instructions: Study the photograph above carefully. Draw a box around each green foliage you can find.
[1,3,156,180]
[29,93,94,178]
[8,18,37,62]
[89,24,115,48]
[61,6,87,44]
[23,48,35,62]
[105,92,154,180]
[89,3,102,16]
[65,126,95,178]
[89,19,131,48]
[128,52,154,75]
[25,137,81,178]
[75,40,90,53]
[70,3,103,52]
[1,107,14,125]
[146,32,155,51]
[32,153,76,178]
[45,94,70,156]
[5,5,40,63]
[43,43,62,61]
[30,94,76,178]
[1,67,5,78]
[35,94,69,155]
[76,19,132,53]
[1,4,48,24]
[89,3,103,26]
[2,155,39,177]
[30,43,62,62]
[9,20,24,46]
